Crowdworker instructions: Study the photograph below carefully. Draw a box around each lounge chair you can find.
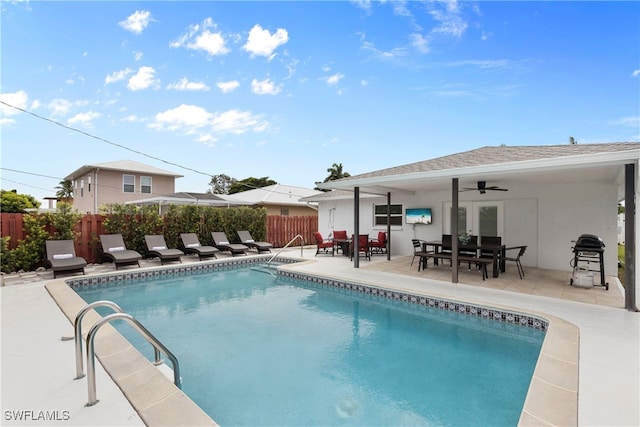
[179,233,218,260]
[100,234,142,270]
[144,235,184,265]
[45,240,87,278]
[236,230,273,253]
[211,232,248,256]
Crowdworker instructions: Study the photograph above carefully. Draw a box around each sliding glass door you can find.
[444,201,504,237]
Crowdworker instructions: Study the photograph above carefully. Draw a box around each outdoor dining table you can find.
[332,238,351,257]
[422,241,506,278]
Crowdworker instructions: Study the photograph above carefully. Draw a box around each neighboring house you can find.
[303,142,639,309]
[224,184,321,216]
[64,160,183,214]
[125,192,245,214]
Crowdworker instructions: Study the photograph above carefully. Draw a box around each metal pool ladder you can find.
[264,234,304,275]
[72,301,181,406]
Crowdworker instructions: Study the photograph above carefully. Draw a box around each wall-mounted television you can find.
[406,208,432,224]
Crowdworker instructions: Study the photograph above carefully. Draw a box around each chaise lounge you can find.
[179,233,218,260]
[100,234,142,270]
[211,232,248,256]
[144,235,184,265]
[45,240,87,278]
[236,230,273,253]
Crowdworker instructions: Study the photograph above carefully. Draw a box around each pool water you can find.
[76,267,544,426]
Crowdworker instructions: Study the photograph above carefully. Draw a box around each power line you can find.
[1,178,54,193]
[1,100,318,199]
[0,167,63,181]
[0,100,213,178]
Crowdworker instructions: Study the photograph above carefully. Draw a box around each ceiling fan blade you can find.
[486,187,509,191]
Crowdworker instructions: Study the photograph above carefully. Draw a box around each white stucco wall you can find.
[317,178,620,276]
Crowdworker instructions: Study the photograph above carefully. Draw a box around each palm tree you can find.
[315,163,351,191]
[55,180,73,202]
[324,163,350,182]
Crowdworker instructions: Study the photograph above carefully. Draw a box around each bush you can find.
[2,214,49,272]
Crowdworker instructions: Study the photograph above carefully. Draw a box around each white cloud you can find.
[251,78,281,95]
[133,51,144,61]
[166,78,210,91]
[67,111,101,127]
[361,40,407,60]
[0,90,29,118]
[105,68,132,85]
[325,73,345,86]
[410,33,430,54]
[149,104,269,143]
[150,104,212,131]
[211,109,267,134]
[119,10,154,35]
[122,115,143,122]
[217,80,240,93]
[243,24,288,58]
[632,69,640,77]
[170,18,230,56]
[427,0,468,38]
[127,66,158,91]
[48,98,73,116]
[610,117,640,127]
[448,59,510,69]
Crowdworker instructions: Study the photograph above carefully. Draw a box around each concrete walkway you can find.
[1,249,639,426]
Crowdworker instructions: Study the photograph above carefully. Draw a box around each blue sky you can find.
[2,0,639,205]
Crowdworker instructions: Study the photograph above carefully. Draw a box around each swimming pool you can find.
[72,261,545,426]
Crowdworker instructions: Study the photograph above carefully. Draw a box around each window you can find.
[141,176,152,194]
[280,207,289,216]
[374,203,403,226]
[123,175,135,193]
[87,175,91,192]
[80,179,84,197]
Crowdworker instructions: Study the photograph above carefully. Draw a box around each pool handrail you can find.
[85,312,181,406]
[73,300,125,379]
[265,234,304,272]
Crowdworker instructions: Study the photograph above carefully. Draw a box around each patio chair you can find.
[350,234,371,261]
[441,234,453,266]
[236,230,273,253]
[313,231,334,256]
[458,235,478,270]
[211,232,249,256]
[179,233,218,260]
[99,234,142,270]
[411,239,432,268]
[503,245,527,279]
[332,230,348,254]
[144,235,184,265]
[45,240,87,278]
[369,231,388,255]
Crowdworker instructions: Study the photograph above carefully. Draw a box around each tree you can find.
[229,177,277,194]
[55,180,73,200]
[315,163,351,191]
[207,174,236,194]
[0,190,40,213]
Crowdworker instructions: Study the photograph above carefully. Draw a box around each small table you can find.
[332,238,351,257]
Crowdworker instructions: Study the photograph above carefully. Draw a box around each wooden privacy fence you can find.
[266,215,317,248]
[1,213,318,264]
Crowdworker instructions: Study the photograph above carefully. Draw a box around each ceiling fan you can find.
[461,181,509,194]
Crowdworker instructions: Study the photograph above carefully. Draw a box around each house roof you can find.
[65,160,184,180]
[299,189,386,202]
[224,184,322,207]
[125,192,246,207]
[318,142,640,195]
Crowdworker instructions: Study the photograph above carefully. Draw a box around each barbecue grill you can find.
[570,234,608,290]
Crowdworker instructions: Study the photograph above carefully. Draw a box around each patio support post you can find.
[387,192,391,261]
[624,163,638,311]
[354,186,360,268]
[452,178,459,283]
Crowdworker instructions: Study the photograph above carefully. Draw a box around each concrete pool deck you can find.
[1,248,639,426]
